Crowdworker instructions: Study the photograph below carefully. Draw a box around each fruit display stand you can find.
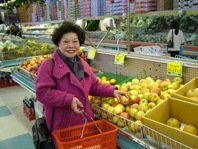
[143,97,198,149]
[91,102,192,149]
[173,77,198,104]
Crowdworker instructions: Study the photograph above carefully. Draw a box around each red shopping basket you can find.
[52,119,118,149]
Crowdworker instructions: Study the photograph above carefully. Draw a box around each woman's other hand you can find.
[71,97,84,114]
[113,90,128,102]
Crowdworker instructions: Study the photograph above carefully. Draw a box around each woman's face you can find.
[58,32,80,58]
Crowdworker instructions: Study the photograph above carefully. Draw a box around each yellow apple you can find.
[173,77,183,84]
[131,78,140,85]
[114,105,124,114]
[110,78,116,85]
[120,112,129,119]
[148,102,156,109]
[135,111,145,121]
[112,116,119,124]
[148,93,160,102]
[186,88,198,97]
[183,124,197,135]
[101,102,110,110]
[138,104,148,113]
[166,118,180,128]
[128,107,138,118]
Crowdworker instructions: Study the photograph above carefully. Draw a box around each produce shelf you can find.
[11,68,35,94]
[0,57,29,68]
[91,103,192,149]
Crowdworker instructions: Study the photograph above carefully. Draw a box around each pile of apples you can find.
[91,76,184,133]
[19,55,51,74]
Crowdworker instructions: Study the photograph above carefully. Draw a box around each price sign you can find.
[87,49,96,60]
[167,61,183,77]
[114,52,125,65]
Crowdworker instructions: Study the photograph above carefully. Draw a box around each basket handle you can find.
[80,112,103,138]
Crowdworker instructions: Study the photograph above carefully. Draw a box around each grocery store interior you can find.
[1,0,198,149]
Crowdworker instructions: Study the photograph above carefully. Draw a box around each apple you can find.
[143,92,150,100]
[128,90,139,96]
[131,103,139,109]
[120,112,129,119]
[139,98,148,105]
[120,95,131,105]
[160,80,171,91]
[135,111,145,121]
[145,77,155,83]
[133,85,142,91]
[104,97,114,105]
[128,122,136,132]
[138,104,148,113]
[137,94,144,99]
[101,103,110,110]
[166,118,180,128]
[110,78,116,85]
[125,105,131,113]
[148,102,156,109]
[126,82,132,87]
[155,79,163,86]
[183,124,197,135]
[113,105,124,114]
[186,88,198,97]
[131,78,140,85]
[128,108,138,118]
[148,93,160,102]
[160,91,171,100]
[130,95,140,104]
[115,84,120,90]
[134,120,143,132]
[168,82,180,90]
[166,89,176,96]
[112,116,119,124]
[173,77,183,84]
[120,84,129,92]
[117,104,125,111]
[117,120,125,127]
[107,106,114,113]
[150,87,161,96]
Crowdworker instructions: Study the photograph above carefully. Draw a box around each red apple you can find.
[130,95,140,104]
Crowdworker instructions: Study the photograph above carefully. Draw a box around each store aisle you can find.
[0,85,35,149]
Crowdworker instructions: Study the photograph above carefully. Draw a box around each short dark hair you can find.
[52,21,85,46]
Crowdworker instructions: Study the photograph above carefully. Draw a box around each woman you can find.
[167,20,185,57]
[35,21,127,132]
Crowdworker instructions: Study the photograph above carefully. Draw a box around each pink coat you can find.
[35,50,115,131]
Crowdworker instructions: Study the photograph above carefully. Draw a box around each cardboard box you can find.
[173,77,198,104]
[143,97,198,149]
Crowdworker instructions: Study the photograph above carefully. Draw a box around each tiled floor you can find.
[0,85,35,149]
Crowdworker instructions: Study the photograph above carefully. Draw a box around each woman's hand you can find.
[71,97,84,114]
[113,89,128,102]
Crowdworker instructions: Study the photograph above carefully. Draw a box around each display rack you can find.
[91,103,192,149]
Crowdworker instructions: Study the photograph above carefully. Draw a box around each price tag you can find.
[114,52,125,65]
[167,61,183,77]
[88,49,96,60]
